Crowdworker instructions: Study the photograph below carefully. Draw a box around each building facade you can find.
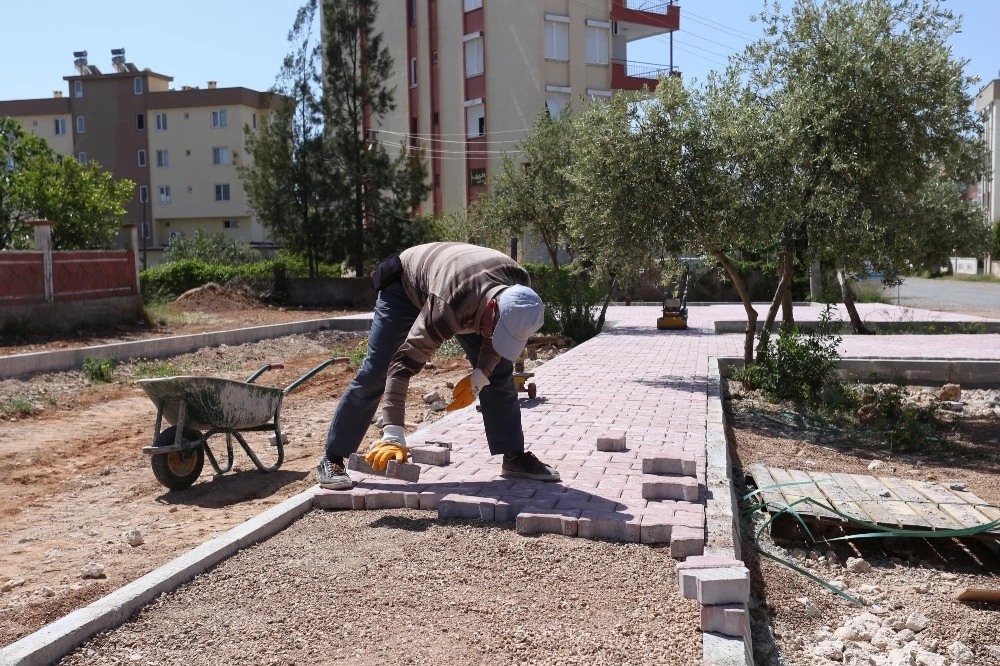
[0,50,273,265]
[372,0,680,220]
[974,79,1000,277]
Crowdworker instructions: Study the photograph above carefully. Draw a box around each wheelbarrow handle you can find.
[282,357,351,395]
[245,363,284,384]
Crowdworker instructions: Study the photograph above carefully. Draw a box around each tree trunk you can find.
[837,269,871,334]
[595,274,617,333]
[760,250,795,360]
[712,249,757,366]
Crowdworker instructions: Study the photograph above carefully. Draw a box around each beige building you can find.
[975,80,1000,276]
[0,49,272,266]
[371,0,680,221]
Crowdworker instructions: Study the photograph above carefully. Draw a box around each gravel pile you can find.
[59,509,703,666]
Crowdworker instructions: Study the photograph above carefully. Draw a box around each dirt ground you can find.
[0,287,482,647]
[726,380,1000,665]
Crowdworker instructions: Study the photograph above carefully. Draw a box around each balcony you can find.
[611,59,679,92]
[611,0,680,41]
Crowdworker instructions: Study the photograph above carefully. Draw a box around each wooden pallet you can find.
[748,464,1000,544]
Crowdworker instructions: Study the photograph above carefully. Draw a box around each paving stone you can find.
[670,525,705,559]
[313,489,357,510]
[641,475,700,501]
[642,455,697,477]
[701,604,747,637]
[410,446,451,466]
[640,514,673,544]
[438,494,486,520]
[677,567,750,604]
[515,509,582,537]
[596,433,627,452]
[578,510,641,543]
[363,489,407,510]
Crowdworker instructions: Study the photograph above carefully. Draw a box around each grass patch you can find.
[436,339,466,357]
[852,281,891,304]
[0,398,35,418]
[82,356,117,383]
[331,338,368,367]
[133,359,182,379]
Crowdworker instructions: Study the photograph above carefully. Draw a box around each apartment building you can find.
[974,79,1000,276]
[0,49,272,264]
[371,0,680,219]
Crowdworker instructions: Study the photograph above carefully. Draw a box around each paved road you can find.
[885,276,1000,319]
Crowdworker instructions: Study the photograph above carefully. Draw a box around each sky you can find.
[1,1,998,102]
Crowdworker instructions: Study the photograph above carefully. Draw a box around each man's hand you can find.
[470,368,489,399]
[364,425,409,472]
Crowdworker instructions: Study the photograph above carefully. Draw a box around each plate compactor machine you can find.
[657,264,690,330]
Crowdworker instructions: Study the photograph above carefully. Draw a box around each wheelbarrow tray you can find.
[137,376,284,431]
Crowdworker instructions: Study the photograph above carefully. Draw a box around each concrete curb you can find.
[701,358,754,666]
[0,316,373,380]
[0,488,318,666]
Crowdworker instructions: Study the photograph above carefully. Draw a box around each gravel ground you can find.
[58,509,702,666]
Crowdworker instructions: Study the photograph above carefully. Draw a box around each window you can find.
[77,152,87,165]
[155,113,167,131]
[212,109,228,128]
[586,21,610,65]
[408,0,416,26]
[137,149,147,167]
[74,80,82,98]
[464,34,484,77]
[212,146,230,165]
[158,185,171,203]
[224,219,239,229]
[465,99,485,138]
[139,185,148,203]
[469,168,487,186]
[156,149,169,167]
[409,58,417,87]
[54,118,66,135]
[545,16,570,61]
[252,112,258,129]
[545,92,570,117]
[134,77,143,94]
[76,116,85,134]
[136,113,145,131]
[214,183,231,201]
[463,0,482,10]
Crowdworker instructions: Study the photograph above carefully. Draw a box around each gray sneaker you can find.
[500,451,561,482]
[317,456,353,490]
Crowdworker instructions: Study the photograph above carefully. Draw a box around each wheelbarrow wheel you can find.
[527,382,537,399]
[150,426,204,491]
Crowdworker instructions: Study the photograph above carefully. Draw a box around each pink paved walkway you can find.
[316,303,1000,555]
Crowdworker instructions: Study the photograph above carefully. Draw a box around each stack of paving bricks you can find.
[677,554,751,639]
[316,432,707,558]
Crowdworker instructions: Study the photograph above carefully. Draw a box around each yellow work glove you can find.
[364,441,409,471]
[364,425,408,472]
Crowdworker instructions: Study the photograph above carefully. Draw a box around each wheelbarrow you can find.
[138,358,348,490]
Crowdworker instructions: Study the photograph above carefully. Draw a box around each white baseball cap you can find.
[491,285,545,361]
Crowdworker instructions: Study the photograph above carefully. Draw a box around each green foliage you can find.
[0,118,132,250]
[164,229,263,265]
[132,360,182,379]
[140,259,242,301]
[735,306,843,406]
[82,356,117,383]
[364,213,438,271]
[436,339,466,358]
[0,398,35,418]
[842,382,945,454]
[525,263,604,343]
[0,317,31,345]
[270,251,343,278]
[330,338,368,367]
[992,218,1000,258]
[473,109,576,267]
